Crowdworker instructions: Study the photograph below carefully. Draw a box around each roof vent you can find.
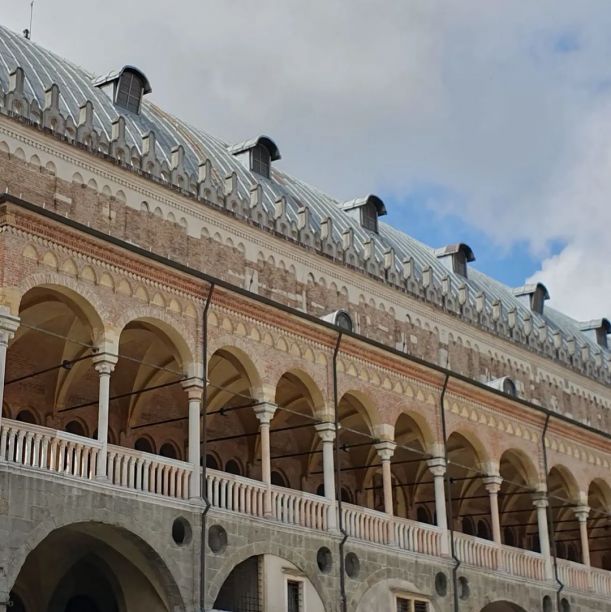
[93,66,151,114]
[578,319,610,349]
[340,195,386,233]
[228,136,281,179]
[321,309,353,332]
[513,283,549,315]
[486,376,517,397]
[435,243,475,278]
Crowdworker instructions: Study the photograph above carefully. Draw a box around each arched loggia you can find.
[271,369,324,492]
[587,479,610,569]
[4,285,105,438]
[446,432,489,538]
[548,466,581,562]
[205,347,261,479]
[336,391,378,510]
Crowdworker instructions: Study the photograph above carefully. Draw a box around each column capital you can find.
[532,492,549,509]
[315,422,336,443]
[254,401,276,425]
[0,312,19,345]
[573,505,590,522]
[427,457,447,477]
[374,440,396,462]
[182,377,204,400]
[92,352,118,375]
[483,475,503,493]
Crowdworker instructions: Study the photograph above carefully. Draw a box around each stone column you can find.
[182,377,204,500]
[483,475,503,545]
[375,441,396,515]
[0,312,19,432]
[574,505,591,567]
[427,457,449,555]
[315,422,337,530]
[254,402,276,517]
[93,354,117,480]
[533,494,553,579]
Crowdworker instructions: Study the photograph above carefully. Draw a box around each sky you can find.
[2,1,610,321]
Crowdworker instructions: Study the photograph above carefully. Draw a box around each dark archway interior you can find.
[480,602,528,612]
[214,556,260,612]
[10,523,181,612]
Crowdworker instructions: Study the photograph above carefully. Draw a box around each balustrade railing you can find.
[342,503,390,545]
[106,445,191,499]
[207,469,266,517]
[590,566,611,596]
[395,516,442,557]
[3,419,611,598]
[498,545,546,581]
[454,532,499,570]
[271,485,329,531]
[557,558,592,593]
[0,419,99,478]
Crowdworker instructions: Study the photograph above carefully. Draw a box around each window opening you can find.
[251,144,271,178]
[287,580,302,612]
[116,71,143,113]
[361,202,378,232]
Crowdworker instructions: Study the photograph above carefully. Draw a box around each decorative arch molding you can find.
[7,517,186,610]
[207,540,327,610]
[13,275,107,340]
[114,312,197,375]
[351,572,436,612]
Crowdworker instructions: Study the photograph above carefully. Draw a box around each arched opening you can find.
[115,319,190,461]
[65,420,87,437]
[9,522,184,611]
[271,370,324,494]
[587,479,611,570]
[446,432,488,538]
[480,602,528,612]
[337,392,377,510]
[206,347,260,480]
[213,554,324,612]
[499,449,538,551]
[5,286,103,438]
[548,466,580,562]
[391,412,434,523]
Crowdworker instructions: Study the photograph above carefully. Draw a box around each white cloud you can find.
[2,1,610,319]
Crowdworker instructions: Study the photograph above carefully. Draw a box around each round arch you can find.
[116,316,194,374]
[207,541,326,610]
[15,278,106,341]
[480,602,528,612]
[8,521,185,611]
[274,368,326,417]
[499,448,539,489]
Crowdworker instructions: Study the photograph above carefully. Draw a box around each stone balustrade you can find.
[1,418,610,598]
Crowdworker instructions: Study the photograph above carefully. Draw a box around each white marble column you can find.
[533,494,553,579]
[573,505,591,567]
[375,441,396,515]
[427,457,449,555]
[93,354,117,480]
[0,312,19,433]
[483,475,503,545]
[254,402,276,517]
[182,377,204,500]
[315,422,337,530]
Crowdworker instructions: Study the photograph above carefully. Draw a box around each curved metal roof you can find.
[0,24,607,378]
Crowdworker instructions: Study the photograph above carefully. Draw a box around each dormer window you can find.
[229,136,281,179]
[321,309,353,332]
[340,195,387,234]
[93,66,152,115]
[435,243,475,278]
[486,376,518,397]
[116,71,144,113]
[513,283,549,315]
[579,319,610,349]
[251,143,271,178]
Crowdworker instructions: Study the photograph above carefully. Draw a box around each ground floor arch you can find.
[213,553,326,612]
[480,602,528,612]
[9,522,184,612]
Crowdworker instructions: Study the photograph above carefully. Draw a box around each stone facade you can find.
[0,23,609,612]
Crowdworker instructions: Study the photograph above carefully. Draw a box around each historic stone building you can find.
[0,23,609,612]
